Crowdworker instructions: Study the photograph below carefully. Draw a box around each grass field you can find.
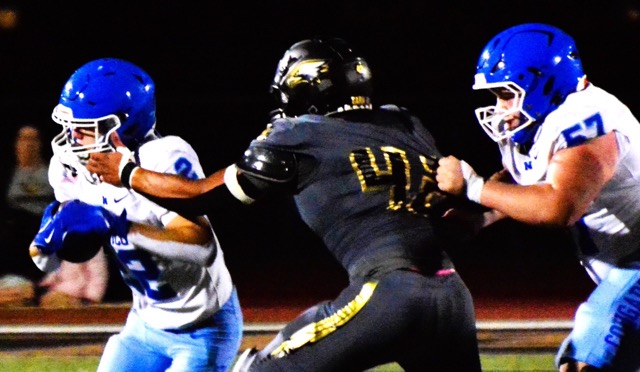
[0,353,557,371]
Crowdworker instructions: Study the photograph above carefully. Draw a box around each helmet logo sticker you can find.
[285,59,328,89]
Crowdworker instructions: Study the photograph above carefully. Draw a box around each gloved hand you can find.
[33,200,63,254]
[33,200,130,256]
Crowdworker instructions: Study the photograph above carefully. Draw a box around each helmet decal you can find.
[271,38,373,117]
[284,59,330,90]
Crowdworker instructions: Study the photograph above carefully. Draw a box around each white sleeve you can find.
[48,156,79,203]
[131,136,216,264]
[136,136,207,225]
[128,227,218,265]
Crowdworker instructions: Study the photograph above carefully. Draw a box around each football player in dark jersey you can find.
[88,38,482,371]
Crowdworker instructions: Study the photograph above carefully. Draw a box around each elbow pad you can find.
[228,147,298,201]
[236,146,297,183]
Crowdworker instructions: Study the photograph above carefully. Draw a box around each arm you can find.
[32,200,217,266]
[128,214,216,266]
[440,167,509,234]
[132,167,225,198]
[88,151,249,217]
[437,132,619,227]
[87,150,224,198]
[88,137,298,217]
[87,142,229,216]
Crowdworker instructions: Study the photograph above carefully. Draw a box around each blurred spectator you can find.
[0,124,54,303]
[6,125,54,217]
[0,124,112,307]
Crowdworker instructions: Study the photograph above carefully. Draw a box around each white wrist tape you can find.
[116,147,134,174]
[224,164,255,204]
[460,160,484,203]
[116,147,138,189]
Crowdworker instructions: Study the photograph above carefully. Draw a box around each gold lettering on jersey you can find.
[406,155,445,214]
[270,281,378,358]
[349,146,410,210]
[350,147,443,217]
[350,147,390,192]
[381,146,411,210]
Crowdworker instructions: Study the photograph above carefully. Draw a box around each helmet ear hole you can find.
[543,76,555,95]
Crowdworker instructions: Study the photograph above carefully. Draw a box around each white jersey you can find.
[498,84,640,271]
[46,135,234,330]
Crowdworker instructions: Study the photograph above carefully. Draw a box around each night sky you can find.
[2,1,639,171]
[1,1,637,299]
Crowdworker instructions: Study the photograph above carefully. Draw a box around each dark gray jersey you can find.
[243,105,453,278]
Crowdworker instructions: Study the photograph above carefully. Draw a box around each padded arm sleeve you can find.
[236,146,297,183]
[233,146,298,200]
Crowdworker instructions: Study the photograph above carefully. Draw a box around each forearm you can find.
[131,167,224,198]
[137,181,244,218]
[128,219,216,265]
[130,167,230,217]
[480,180,576,226]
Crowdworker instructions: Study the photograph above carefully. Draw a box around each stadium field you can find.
[0,353,557,371]
[0,302,573,372]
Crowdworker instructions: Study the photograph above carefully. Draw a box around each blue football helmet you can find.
[270,37,373,118]
[51,58,156,183]
[473,23,586,144]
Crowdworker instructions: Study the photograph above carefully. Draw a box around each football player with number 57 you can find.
[436,23,640,371]
[29,58,242,372]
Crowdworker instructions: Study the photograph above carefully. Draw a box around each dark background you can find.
[2,0,637,304]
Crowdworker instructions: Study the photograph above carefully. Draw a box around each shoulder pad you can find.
[237,146,297,183]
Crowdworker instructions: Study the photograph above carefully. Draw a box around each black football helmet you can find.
[270,37,373,118]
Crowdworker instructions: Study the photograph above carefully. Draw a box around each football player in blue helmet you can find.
[438,23,640,371]
[31,58,243,371]
[88,38,482,371]
[473,23,586,146]
[51,58,157,183]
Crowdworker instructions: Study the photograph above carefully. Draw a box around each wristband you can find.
[460,160,484,203]
[224,165,255,204]
[120,162,139,189]
[116,146,133,172]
